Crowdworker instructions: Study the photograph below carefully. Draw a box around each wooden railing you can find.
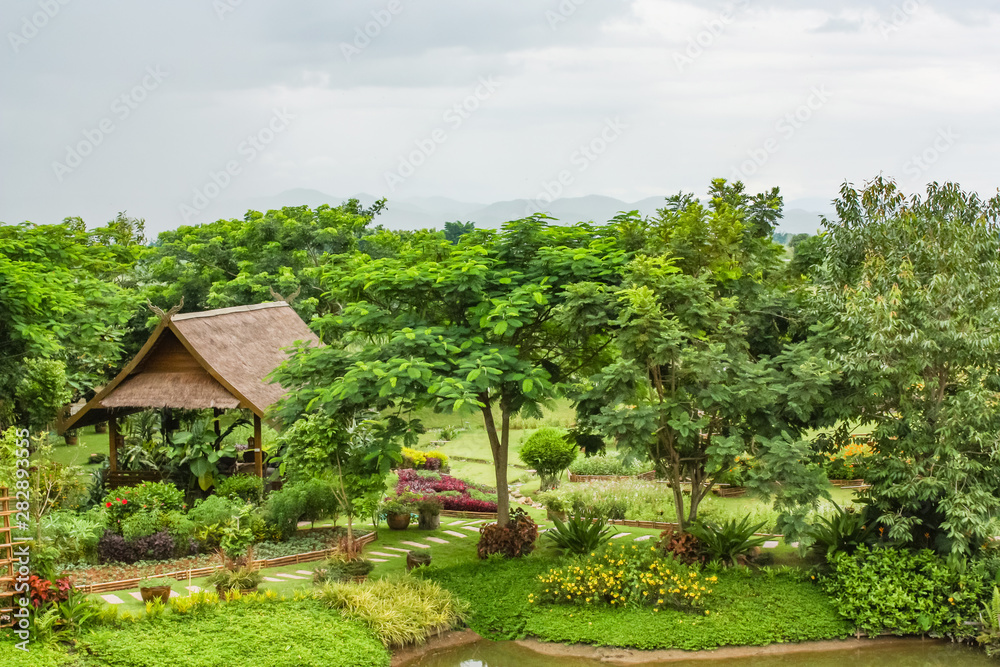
[0,488,15,628]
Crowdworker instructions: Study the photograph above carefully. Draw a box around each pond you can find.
[407,639,993,667]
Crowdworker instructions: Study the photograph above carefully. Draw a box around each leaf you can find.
[523,378,534,394]
[493,321,508,336]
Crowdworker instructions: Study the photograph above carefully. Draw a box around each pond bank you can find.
[394,632,957,666]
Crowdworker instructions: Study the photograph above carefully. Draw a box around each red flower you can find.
[106,502,112,507]
[122,499,127,504]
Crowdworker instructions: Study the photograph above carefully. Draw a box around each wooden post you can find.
[108,415,119,473]
[253,414,263,478]
[213,408,222,438]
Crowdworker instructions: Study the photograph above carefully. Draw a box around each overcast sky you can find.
[2,0,999,235]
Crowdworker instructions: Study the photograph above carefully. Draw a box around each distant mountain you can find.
[229,189,828,235]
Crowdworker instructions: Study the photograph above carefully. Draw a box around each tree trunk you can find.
[480,395,510,527]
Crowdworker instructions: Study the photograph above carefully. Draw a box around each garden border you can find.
[76,531,377,594]
[568,471,657,483]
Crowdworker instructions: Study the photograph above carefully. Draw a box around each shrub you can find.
[656,527,705,565]
[207,563,264,592]
[823,546,984,636]
[807,502,874,561]
[689,516,769,567]
[252,531,343,560]
[399,447,449,471]
[215,474,264,504]
[262,479,338,540]
[519,428,577,490]
[823,439,873,481]
[132,530,176,561]
[316,575,468,647]
[314,557,376,583]
[87,452,108,465]
[97,530,134,564]
[477,508,538,559]
[102,481,185,520]
[568,455,646,477]
[121,510,162,541]
[188,495,243,529]
[41,509,105,565]
[533,542,715,610]
[396,469,498,513]
[544,515,612,555]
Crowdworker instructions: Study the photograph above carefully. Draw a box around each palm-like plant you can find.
[688,516,768,566]
[544,514,613,555]
[807,501,874,560]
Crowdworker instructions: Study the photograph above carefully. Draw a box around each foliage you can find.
[575,181,833,534]
[28,574,72,609]
[568,454,647,477]
[533,542,715,610]
[656,527,706,565]
[396,468,497,512]
[187,495,243,529]
[545,514,613,555]
[121,510,161,541]
[977,586,1000,656]
[40,509,105,565]
[271,216,627,527]
[822,437,873,481]
[399,446,449,471]
[518,427,577,490]
[207,562,264,592]
[380,493,417,516]
[168,417,244,491]
[250,531,343,560]
[823,545,984,636]
[215,474,264,504]
[538,478,666,522]
[317,575,468,648]
[806,501,874,561]
[313,557,376,583]
[139,576,175,588]
[477,508,538,559]
[78,598,390,667]
[0,218,140,428]
[261,478,338,540]
[817,179,1000,555]
[688,516,769,567]
[101,481,184,526]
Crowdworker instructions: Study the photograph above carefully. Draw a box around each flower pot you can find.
[406,552,432,572]
[386,512,411,530]
[140,585,171,604]
[546,508,567,522]
[417,510,440,530]
[94,423,108,434]
[64,433,78,446]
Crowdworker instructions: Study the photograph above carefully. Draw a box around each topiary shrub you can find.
[477,508,538,559]
[518,428,577,491]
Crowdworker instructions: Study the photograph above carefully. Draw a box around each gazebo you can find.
[57,301,319,486]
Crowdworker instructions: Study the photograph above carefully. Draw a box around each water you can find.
[407,639,994,667]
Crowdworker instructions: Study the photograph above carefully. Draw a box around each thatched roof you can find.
[58,302,319,432]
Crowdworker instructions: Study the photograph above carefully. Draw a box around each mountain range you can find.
[233,188,831,235]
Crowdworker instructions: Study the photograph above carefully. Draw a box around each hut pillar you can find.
[108,415,119,473]
[253,414,263,478]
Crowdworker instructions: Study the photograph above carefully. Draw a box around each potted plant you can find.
[382,495,415,531]
[416,495,443,530]
[94,422,108,434]
[139,576,174,603]
[63,429,78,446]
[537,491,568,522]
[406,549,432,572]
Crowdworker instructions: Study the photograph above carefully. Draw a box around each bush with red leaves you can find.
[477,508,538,559]
[28,574,72,609]
[656,527,706,565]
[396,469,498,512]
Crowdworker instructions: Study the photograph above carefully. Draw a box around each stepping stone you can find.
[169,591,180,598]
[128,592,143,601]
[425,537,449,544]
[401,541,431,549]
[296,570,313,575]
[610,532,631,539]
[185,586,201,593]
[385,547,411,553]
[448,520,466,526]
[100,594,125,604]
[263,576,283,582]
[297,521,311,528]
[789,542,799,548]
[369,551,401,558]
[463,520,486,525]
[274,572,308,580]
[443,530,468,538]
[461,526,481,533]
[634,535,653,541]
[762,540,779,549]
[369,557,388,563]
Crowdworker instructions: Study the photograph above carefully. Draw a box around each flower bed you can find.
[396,469,498,513]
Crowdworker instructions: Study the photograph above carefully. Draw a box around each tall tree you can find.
[271,216,625,525]
[818,178,1000,555]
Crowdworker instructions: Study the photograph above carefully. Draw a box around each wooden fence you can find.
[76,531,377,595]
[568,471,657,483]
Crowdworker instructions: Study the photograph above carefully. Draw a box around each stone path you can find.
[369,551,401,558]
[262,576,283,582]
[401,541,432,549]
[296,570,313,575]
[443,530,468,538]
[425,537,449,544]
[633,535,653,542]
[610,532,631,539]
[385,547,411,553]
[460,526,481,533]
[762,540,780,549]
[100,594,124,604]
[273,572,308,580]
[447,520,466,526]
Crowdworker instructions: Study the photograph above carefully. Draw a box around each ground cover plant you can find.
[395,468,498,512]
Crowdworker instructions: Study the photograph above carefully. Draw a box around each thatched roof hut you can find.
[58,301,319,480]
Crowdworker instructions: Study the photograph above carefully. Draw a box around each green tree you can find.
[443,221,475,244]
[0,219,140,428]
[272,216,626,526]
[818,178,1000,555]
